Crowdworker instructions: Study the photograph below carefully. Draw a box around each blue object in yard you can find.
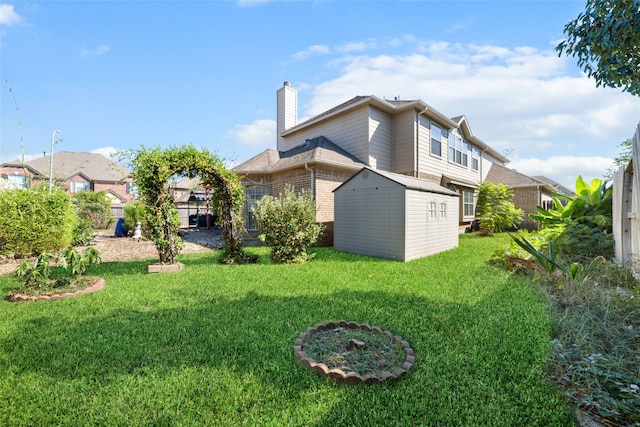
[114,218,127,237]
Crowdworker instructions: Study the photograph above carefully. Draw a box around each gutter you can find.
[305,163,315,200]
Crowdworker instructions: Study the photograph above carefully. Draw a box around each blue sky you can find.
[1,1,639,189]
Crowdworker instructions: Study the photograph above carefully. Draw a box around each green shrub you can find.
[71,217,96,246]
[476,181,523,235]
[72,190,113,229]
[253,185,324,264]
[123,202,145,235]
[0,185,77,258]
[552,223,614,262]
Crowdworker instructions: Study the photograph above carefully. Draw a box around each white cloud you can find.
[227,119,275,147]
[508,155,616,190]
[80,43,110,57]
[336,39,378,53]
[302,41,639,160]
[90,146,119,159]
[292,44,330,61]
[0,4,22,25]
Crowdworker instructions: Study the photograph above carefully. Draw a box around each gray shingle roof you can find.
[486,163,555,192]
[234,136,365,174]
[22,152,131,182]
[531,175,575,196]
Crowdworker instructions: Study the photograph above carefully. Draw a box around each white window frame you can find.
[71,181,90,193]
[428,201,437,219]
[472,147,480,171]
[463,190,475,217]
[246,185,268,230]
[449,133,469,167]
[430,124,442,157]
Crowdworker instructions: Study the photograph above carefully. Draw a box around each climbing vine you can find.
[121,145,255,265]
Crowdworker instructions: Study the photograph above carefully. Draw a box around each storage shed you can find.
[333,168,460,261]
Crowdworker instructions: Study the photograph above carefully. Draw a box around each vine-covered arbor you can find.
[123,145,254,265]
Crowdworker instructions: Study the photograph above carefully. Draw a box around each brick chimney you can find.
[277,81,297,149]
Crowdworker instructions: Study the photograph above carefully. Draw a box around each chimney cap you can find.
[283,81,290,87]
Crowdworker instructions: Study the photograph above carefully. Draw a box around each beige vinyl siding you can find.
[405,191,459,261]
[278,106,370,163]
[368,107,392,171]
[334,172,405,260]
[417,121,483,185]
[392,110,417,175]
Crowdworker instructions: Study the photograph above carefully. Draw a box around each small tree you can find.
[475,181,523,235]
[253,185,324,263]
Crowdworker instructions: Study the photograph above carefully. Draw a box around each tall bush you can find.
[475,181,523,235]
[72,190,114,229]
[0,184,77,258]
[253,185,324,263]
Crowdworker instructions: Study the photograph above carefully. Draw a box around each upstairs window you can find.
[430,124,442,157]
[448,133,469,167]
[126,182,139,195]
[472,147,480,171]
[71,181,90,193]
[6,174,27,188]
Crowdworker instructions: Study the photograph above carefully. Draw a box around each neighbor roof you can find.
[20,152,131,182]
[234,136,366,174]
[486,163,556,192]
[531,175,575,196]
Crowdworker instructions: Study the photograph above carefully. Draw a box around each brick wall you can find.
[512,187,540,230]
[242,166,357,246]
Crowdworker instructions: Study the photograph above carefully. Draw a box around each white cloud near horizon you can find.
[227,119,275,147]
[0,4,21,25]
[508,155,616,191]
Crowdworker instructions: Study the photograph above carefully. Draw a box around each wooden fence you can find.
[612,122,640,271]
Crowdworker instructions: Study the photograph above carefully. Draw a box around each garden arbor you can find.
[123,145,252,265]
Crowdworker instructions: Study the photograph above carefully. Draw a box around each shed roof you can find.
[334,167,459,197]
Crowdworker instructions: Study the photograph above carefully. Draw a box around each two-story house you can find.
[0,152,135,204]
[234,82,510,245]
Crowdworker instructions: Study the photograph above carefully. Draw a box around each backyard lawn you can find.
[0,234,576,426]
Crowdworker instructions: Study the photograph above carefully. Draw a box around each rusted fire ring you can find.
[294,320,415,384]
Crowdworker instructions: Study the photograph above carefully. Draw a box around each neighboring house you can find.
[0,152,135,203]
[485,163,557,230]
[334,168,459,261]
[531,175,576,198]
[235,82,510,246]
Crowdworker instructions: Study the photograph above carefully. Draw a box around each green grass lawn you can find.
[0,234,576,426]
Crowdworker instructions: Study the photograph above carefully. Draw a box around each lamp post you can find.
[49,129,61,192]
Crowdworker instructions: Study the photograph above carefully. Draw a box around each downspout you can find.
[305,163,315,200]
[416,107,429,178]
